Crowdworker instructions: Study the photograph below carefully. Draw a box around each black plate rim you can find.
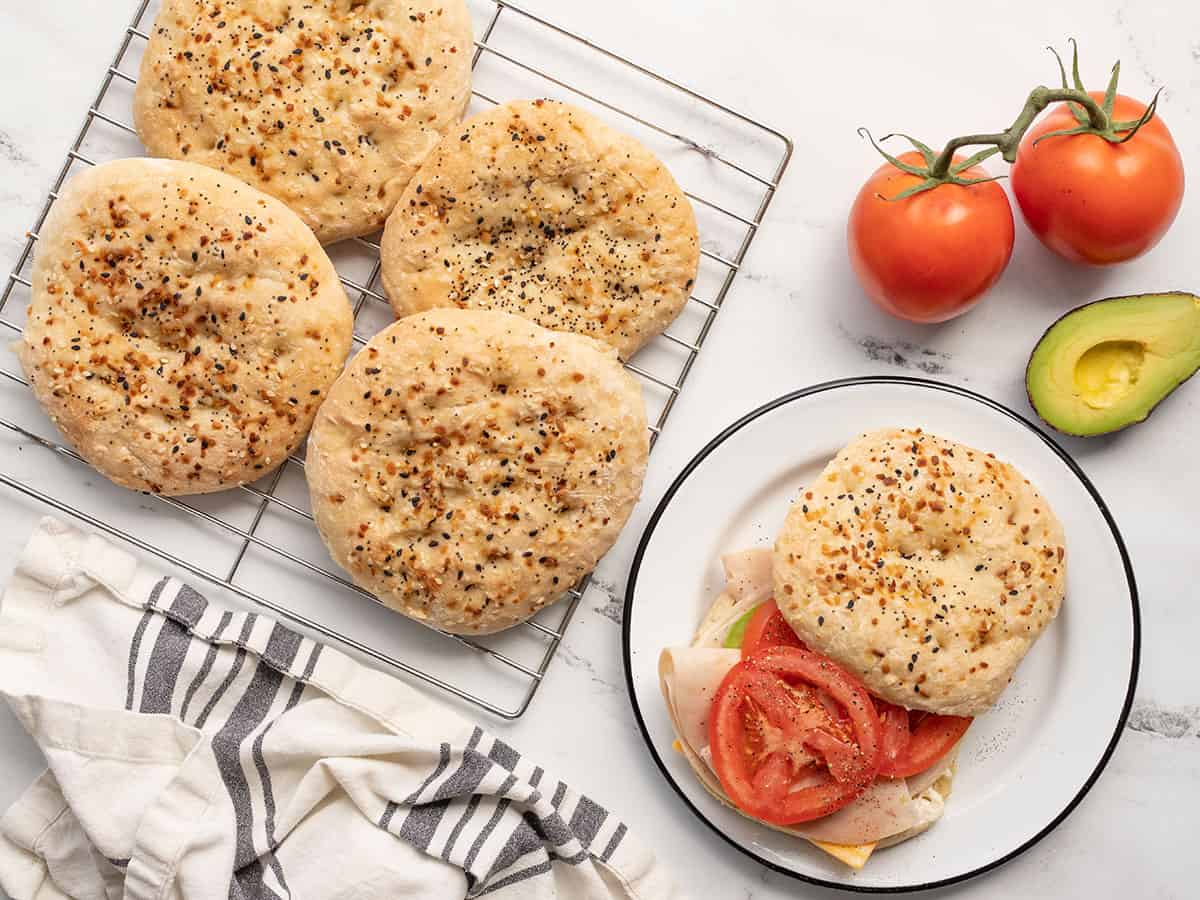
[620,375,1140,894]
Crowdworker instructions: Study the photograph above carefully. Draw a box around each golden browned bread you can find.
[306,308,648,634]
[380,99,699,358]
[19,158,353,495]
[134,0,473,244]
[774,428,1066,716]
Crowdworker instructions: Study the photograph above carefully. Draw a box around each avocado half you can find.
[1026,292,1200,437]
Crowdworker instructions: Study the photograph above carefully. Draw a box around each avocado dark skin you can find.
[1025,292,1200,437]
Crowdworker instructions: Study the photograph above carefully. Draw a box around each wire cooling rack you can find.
[0,0,792,718]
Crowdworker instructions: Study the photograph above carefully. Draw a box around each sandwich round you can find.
[774,427,1067,717]
[134,0,473,244]
[306,308,649,634]
[19,158,353,495]
[380,99,700,358]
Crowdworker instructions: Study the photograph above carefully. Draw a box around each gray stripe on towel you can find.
[167,583,208,627]
[487,738,520,772]
[534,806,577,850]
[397,798,450,852]
[180,610,232,723]
[382,738,454,841]
[486,815,545,885]
[479,859,552,896]
[463,781,517,873]
[431,749,492,803]
[124,578,167,710]
[600,822,627,862]
[214,622,301,897]
[441,794,483,862]
[140,582,206,714]
[254,636,313,899]
[401,742,453,806]
[194,613,256,729]
[568,796,608,849]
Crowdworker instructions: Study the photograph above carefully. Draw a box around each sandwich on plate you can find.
[659,428,1066,869]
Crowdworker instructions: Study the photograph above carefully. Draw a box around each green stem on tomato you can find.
[861,41,1162,201]
[928,87,1109,178]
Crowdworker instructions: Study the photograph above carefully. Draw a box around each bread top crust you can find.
[380,99,699,358]
[306,308,649,634]
[134,0,473,244]
[774,428,1066,716]
[19,158,353,495]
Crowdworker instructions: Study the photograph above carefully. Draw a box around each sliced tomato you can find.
[740,600,805,657]
[750,647,882,785]
[876,700,914,775]
[708,646,881,825]
[874,700,971,779]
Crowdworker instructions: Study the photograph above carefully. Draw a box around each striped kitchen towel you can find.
[0,518,678,900]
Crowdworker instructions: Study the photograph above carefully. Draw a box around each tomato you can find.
[876,700,913,774]
[708,646,881,825]
[740,600,805,656]
[1012,92,1185,265]
[874,700,972,779]
[848,151,1014,323]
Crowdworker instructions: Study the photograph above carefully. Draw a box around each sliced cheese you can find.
[810,840,876,870]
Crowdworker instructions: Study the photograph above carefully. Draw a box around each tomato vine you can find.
[861,40,1162,200]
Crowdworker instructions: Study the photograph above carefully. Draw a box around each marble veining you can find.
[588,576,624,626]
[838,324,955,376]
[1126,702,1200,740]
[1114,7,1168,96]
[0,131,30,166]
[556,642,621,694]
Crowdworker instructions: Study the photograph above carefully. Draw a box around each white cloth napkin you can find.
[0,518,678,900]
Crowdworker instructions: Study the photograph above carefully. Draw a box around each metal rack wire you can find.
[0,0,792,718]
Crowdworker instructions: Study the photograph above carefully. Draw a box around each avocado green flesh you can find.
[1026,292,1200,436]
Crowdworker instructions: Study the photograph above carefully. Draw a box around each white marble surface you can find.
[1,0,1198,897]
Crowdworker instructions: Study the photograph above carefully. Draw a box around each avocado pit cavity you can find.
[1074,340,1146,409]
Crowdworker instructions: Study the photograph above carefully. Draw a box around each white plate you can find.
[623,377,1138,892]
